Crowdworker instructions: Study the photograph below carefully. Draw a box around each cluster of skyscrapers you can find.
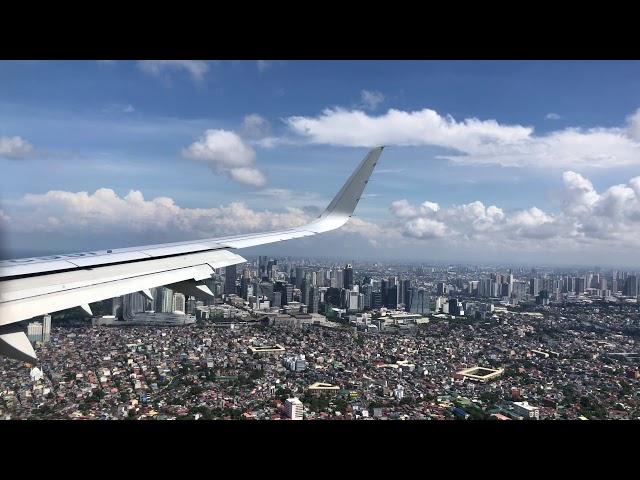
[223,257,431,316]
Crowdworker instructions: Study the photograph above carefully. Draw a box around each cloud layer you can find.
[12,188,308,237]
[285,107,640,168]
[389,171,640,252]
[183,129,266,187]
[4,171,640,263]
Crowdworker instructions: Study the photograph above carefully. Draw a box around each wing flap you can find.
[0,249,246,326]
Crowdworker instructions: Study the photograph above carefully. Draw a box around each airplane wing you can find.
[0,146,384,363]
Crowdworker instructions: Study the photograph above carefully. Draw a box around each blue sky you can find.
[2,60,640,266]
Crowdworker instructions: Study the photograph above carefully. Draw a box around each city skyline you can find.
[2,61,640,266]
[3,253,639,420]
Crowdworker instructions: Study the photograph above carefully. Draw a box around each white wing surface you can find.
[0,147,384,362]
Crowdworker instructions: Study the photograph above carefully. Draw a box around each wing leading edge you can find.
[0,147,384,363]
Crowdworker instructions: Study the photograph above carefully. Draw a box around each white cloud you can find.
[241,113,270,139]
[545,112,562,120]
[11,188,308,236]
[360,90,385,110]
[403,217,449,239]
[183,129,266,187]
[284,107,640,169]
[0,136,34,159]
[228,167,266,187]
[286,107,531,147]
[138,60,210,81]
[388,171,640,250]
[626,108,640,140]
[389,199,418,218]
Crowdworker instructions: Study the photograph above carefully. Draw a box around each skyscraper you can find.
[448,298,464,316]
[172,293,186,313]
[529,278,540,296]
[308,286,319,313]
[42,314,51,341]
[258,255,269,279]
[386,285,398,309]
[27,322,43,343]
[156,287,174,313]
[225,264,237,295]
[624,275,638,297]
[122,292,146,319]
[344,264,354,290]
[295,267,305,289]
[409,288,429,314]
[301,278,312,307]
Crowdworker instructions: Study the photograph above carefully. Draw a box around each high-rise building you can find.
[301,278,311,307]
[371,291,382,309]
[335,269,344,289]
[295,267,305,289]
[186,297,196,314]
[386,285,398,309]
[409,288,429,314]
[155,287,174,313]
[225,264,237,295]
[599,277,607,291]
[343,264,354,290]
[449,298,464,316]
[575,277,586,295]
[308,286,319,313]
[285,398,304,420]
[258,255,269,279]
[529,278,540,296]
[121,292,146,320]
[624,275,638,297]
[381,278,389,306]
[27,322,43,343]
[399,279,411,308]
[272,291,282,309]
[42,314,51,342]
[259,281,274,301]
[478,278,492,298]
[172,293,186,313]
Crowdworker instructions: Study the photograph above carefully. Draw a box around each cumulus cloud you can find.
[360,90,385,110]
[138,60,210,81]
[3,188,397,253]
[183,129,266,187]
[545,112,562,120]
[388,171,640,250]
[11,188,309,236]
[0,136,34,159]
[284,107,640,169]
